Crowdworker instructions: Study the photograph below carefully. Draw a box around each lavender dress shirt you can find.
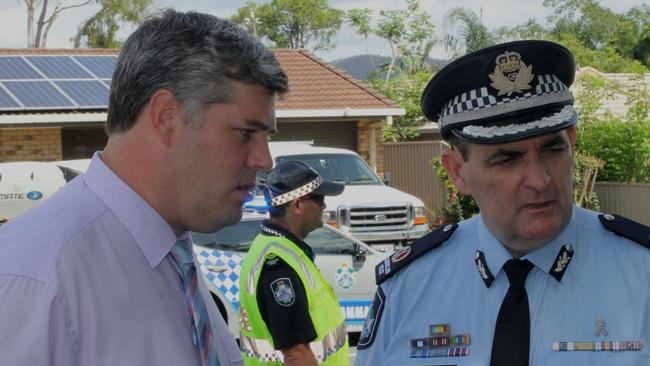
[0,153,243,365]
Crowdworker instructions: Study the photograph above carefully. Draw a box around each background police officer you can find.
[239,160,349,365]
[355,40,650,366]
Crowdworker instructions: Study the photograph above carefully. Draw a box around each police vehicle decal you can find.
[194,247,244,311]
[335,261,356,289]
[194,246,373,330]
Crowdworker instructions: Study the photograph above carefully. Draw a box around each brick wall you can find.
[0,127,62,162]
[356,119,384,175]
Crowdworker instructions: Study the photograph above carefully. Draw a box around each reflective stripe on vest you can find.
[246,242,316,295]
[240,323,347,363]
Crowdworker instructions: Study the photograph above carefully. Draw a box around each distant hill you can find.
[331,54,449,81]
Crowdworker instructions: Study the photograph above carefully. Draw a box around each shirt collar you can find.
[475,208,577,286]
[261,220,315,262]
[525,209,576,283]
[83,152,179,268]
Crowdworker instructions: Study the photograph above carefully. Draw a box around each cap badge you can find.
[489,50,534,96]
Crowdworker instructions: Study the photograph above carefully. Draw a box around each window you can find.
[273,154,382,186]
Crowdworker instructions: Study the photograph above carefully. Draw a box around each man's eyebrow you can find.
[483,147,525,165]
[540,135,568,149]
[244,119,276,134]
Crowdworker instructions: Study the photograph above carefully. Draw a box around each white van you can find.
[0,162,81,224]
[265,142,430,252]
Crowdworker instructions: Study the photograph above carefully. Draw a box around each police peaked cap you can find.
[421,40,577,143]
[264,160,344,207]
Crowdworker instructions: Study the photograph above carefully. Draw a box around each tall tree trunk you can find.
[34,0,49,47]
[25,0,37,47]
[384,43,398,85]
[41,11,58,47]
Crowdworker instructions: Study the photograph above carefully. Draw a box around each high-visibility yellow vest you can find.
[239,233,349,365]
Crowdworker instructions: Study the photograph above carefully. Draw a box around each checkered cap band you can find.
[270,176,323,206]
[459,104,576,139]
[439,74,571,127]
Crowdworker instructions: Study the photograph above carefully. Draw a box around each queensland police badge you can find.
[270,278,295,306]
[335,262,355,289]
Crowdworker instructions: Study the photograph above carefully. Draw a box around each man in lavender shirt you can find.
[0,10,288,365]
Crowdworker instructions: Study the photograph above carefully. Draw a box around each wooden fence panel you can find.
[595,182,650,225]
[384,141,449,219]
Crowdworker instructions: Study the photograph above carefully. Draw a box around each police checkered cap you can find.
[264,160,343,207]
[270,176,323,206]
[421,40,577,143]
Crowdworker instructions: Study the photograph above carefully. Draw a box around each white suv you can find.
[266,142,430,252]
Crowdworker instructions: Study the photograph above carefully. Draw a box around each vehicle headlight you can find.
[322,210,337,227]
[413,206,428,225]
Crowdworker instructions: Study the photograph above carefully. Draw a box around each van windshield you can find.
[261,154,382,186]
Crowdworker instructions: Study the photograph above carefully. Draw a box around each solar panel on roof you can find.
[101,79,112,88]
[54,80,109,107]
[74,56,117,78]
[0,57,42,80]
[0,85,21,108]
[25,56,92,79]
[3,80,74,108]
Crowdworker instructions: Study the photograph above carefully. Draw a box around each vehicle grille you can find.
[339,204,411,233]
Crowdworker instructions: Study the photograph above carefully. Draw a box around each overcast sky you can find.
[0,0,644,61]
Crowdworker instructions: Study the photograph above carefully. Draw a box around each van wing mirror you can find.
[382,171,392,186]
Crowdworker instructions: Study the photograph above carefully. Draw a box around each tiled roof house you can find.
[0,48,404,173]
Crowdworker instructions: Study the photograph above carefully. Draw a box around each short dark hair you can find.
[269,204,288,218]
[448,134,471,161]
[106,9,289,134]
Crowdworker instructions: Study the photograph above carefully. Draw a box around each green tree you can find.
[347,0,436,83]
[544,0,650,70]
[370,70,433,141]
[443,7,496,58]
[73,0,152,48]
[230,0,343,51]
[575,73,650,183]
[494,19,549,43]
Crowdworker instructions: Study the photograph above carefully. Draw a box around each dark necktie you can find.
[490,259,534,366]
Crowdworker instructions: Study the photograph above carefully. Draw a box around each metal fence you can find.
[384,141,449,220]
[595,182,650,225]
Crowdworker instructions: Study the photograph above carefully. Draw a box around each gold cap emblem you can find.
[489,50,534,96]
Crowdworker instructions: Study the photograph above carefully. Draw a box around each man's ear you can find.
[441,149,472,195]
[292,197,306,215]
[566,125,577,149]
[146,89,183,148]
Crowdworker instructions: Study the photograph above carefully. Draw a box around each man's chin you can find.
[519,218,564,241]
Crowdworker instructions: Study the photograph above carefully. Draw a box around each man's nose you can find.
[523,158,551,191]
[248,140,273,170]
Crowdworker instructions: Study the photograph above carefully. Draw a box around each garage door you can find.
[273,121,357,150]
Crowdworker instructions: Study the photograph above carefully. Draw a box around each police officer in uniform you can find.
[355,40,650,366]
[239,160,350,365]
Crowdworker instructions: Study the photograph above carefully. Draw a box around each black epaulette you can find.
[598,213,650,249]
[375,223,458,285]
